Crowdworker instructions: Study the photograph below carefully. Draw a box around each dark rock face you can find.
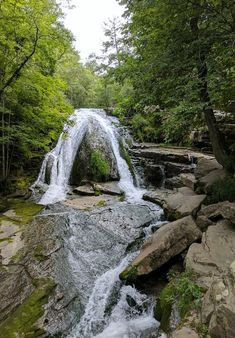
[144,164,164,186]
[70,121,119,185]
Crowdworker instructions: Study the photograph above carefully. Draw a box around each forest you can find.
[0,0,234,191]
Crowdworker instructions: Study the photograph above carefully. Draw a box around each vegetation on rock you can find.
[90,150,110,182]
[155,269,203,332]
[0,278,55,338]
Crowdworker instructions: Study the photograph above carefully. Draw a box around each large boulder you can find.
[144,187,206,220]
[194,158,222,179]
[186,217,235,338]
[70,120,119,185]
[186,219,235,289]
[196,201,235,227]
[120,216,202,281]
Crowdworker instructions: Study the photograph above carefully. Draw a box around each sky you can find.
[63,0,124,62]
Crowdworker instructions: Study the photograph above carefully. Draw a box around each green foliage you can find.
[90,151,110,182]
[207,176,235,203]
[157,269,202,331]
[194,322,211,338]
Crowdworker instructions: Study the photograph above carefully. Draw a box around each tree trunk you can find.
[190,7,231,170]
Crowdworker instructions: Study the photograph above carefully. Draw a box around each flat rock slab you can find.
[3,209,22,221]
[144,187,206,220]
[0,219,24,265]
[63,194,120,210]
[120,216,202,281]
[73,184,95,196]
[171,327,199,338]
[93,181,122,195]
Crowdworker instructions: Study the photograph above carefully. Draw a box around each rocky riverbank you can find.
[121,145,235,338]
[0,142,234,338]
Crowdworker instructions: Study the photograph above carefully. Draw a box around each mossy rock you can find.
[154,284,174,332]
[0,278,55,338]
[119,265,138,283]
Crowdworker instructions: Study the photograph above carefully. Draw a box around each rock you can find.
[171,327,199,338]
[144,187,206,220]
[73,184,95,196]
[197,169,226,193]
[165,176,184,190]
[201,272,235,338]
[144,164,165,186]
[194,158,222,179]
[130,148,193,164]
[120,216,202,281]
[165,162,193,178]
[3,209,22,221]
[186,219,235,289]
[93,181,123,195]
[197,201,235,224]
[70,120,119,185]
[0,198,8,212]
[195,215,214,231]
[180,173,197,191]
[63,195,120,210]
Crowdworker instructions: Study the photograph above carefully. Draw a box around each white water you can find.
[33,109,164,338]
[33,109,143,205]
[67,253,159,338]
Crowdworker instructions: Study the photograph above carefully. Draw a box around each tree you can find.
[117,0,235,171]
[0,0,73,185]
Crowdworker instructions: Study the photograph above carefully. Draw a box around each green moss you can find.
[119,265,138,282]
[0,278,55,338]
[119,192,125,202]
[34,245,47,262]
[10,247,26,263]
[6,199,44,225]
[155,284,174,332]
[119,140,133,173]
[96,200,106,207]
[90,150,110,182]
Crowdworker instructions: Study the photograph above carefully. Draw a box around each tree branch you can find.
[0,26,39,98]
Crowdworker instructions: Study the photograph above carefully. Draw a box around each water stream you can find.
[33,109,164,338]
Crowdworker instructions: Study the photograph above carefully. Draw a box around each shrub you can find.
[207,176,235,203]
[90,150,110,182]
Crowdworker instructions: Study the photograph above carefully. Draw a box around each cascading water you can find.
[33,109,165,338]
[33,109,143,205]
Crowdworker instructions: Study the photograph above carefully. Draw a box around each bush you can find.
[90,150,110,182]
[207,176,235,203]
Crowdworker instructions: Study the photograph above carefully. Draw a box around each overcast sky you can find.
[63,0,124,62]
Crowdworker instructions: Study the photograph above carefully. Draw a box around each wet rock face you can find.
[120,216,202,281]
[0,200,161,338]
[70,121,120,185]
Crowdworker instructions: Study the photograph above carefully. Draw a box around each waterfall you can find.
[32,108,165,338]
[33,109,143,205]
